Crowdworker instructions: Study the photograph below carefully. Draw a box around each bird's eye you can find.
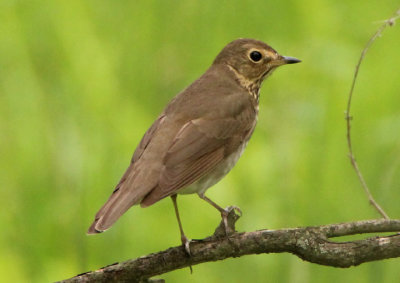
[249,51,262,62]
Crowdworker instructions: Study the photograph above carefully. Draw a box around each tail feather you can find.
[87,220,102,234]
[87,189,140,234]
[87,159,161,234]
[87,190,120,234]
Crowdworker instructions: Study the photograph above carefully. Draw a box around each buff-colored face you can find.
[214,39,300,82]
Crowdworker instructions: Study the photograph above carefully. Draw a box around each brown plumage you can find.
[88,38,300,250]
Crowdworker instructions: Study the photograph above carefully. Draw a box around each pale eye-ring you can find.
[249,51,262,62]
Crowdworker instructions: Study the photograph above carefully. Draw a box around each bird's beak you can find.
[271,55,301,67]
[282,56,301,64]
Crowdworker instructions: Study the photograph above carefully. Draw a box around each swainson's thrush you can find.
[88,38,300,252]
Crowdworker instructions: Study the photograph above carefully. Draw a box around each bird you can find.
[88,38,300,253]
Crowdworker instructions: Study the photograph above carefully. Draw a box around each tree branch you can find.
[59,209,400,283]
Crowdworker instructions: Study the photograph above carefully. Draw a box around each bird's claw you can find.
[213,205,242,238]
[231,205,242,216]
[181,235,192,256]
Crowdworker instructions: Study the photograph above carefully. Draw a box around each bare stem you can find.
[345,8,400,219]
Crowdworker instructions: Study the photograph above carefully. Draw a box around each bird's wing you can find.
[140,116,251,207]
[132,114,166,163]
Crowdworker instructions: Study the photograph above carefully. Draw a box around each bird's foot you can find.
[230,205,243,217]
[180,235,194,273]
[213,206,242,238]
[181,234,192,256]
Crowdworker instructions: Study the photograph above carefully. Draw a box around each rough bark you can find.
[59,208,400,283]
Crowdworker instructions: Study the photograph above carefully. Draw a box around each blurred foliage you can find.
[1,0,400,282]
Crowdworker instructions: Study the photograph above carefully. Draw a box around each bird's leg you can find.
[198,194,241,236]
[171,194,191,255]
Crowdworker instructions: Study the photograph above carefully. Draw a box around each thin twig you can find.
[345,8,400,219]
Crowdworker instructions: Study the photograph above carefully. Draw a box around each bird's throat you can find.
[227,65,261,102]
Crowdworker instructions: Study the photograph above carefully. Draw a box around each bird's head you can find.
[213,38,300,95]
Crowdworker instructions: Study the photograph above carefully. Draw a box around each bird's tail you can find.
[87,186,139,234]
[87,162,159,234]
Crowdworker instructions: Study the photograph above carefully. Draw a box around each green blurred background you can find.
[1,0,400,282]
